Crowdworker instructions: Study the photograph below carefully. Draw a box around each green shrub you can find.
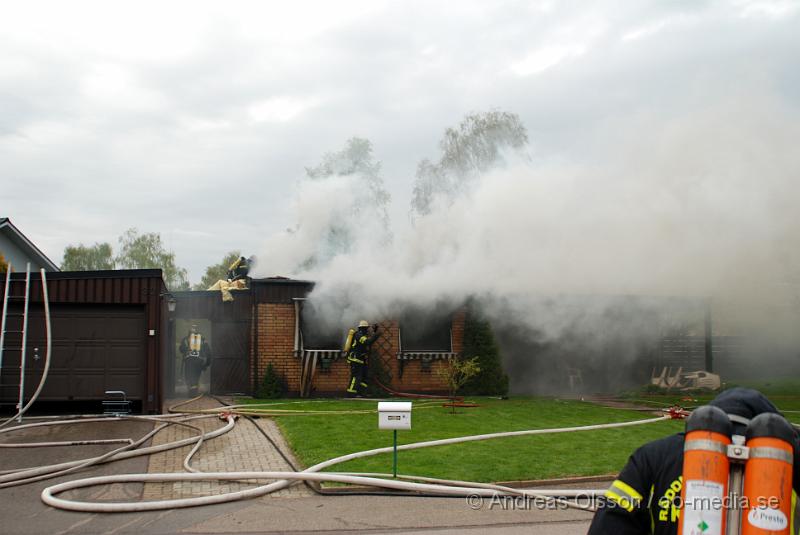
[461,310,509,396]
[257,363,287,399]
[437,356,481,413]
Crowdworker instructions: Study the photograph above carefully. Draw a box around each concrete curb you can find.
[317,474,614,494]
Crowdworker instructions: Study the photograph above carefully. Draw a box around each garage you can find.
[0,269,166,413]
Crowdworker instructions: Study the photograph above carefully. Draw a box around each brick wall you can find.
[255,303,302,392]
[254,304,467,396]
[309,358,351,392]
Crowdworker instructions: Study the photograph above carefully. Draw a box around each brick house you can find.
[170,277,465,397]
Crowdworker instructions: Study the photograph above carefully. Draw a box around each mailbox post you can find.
[378,401,412,478]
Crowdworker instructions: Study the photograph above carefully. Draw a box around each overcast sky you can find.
[2,0,799,283]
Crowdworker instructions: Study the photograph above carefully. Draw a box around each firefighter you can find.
[588,387,800,535]
[227,255,254,282]
[345,320,380,396]
[179,324,212,396]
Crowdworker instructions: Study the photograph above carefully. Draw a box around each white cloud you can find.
[510,15,608,76]
[1,0,799,285]
[510,44,587,76]
[172,228,215,238]
[733,0,800,19]
[247,96,321,123]
[81,63,165,112]
[621,19,671,42]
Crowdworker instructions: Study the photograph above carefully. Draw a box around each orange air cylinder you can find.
[741,412,795,535]
[679,405,732,535]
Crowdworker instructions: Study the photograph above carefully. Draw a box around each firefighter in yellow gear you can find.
[179,325,211,395]
[227,255,254,282]
[345,320,380,396]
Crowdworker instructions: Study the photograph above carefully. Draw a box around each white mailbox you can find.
[378,401,412,430]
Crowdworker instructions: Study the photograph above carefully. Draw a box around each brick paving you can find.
[143,397,312,500]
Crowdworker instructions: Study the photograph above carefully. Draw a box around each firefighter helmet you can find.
[358,320,369,328]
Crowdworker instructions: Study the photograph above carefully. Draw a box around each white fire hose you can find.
[0,414,235,487]
[40,414,669,513]
[0,269,52,430]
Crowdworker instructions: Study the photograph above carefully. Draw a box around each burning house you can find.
[0,265,768,415]
[169,277,464,397]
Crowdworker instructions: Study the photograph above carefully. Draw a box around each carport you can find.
[167,290,253,397]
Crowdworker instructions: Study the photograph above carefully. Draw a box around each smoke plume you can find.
[256,94,800,392]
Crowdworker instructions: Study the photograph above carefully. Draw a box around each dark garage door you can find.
[0,304,147,403]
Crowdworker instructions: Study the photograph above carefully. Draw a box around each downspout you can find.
[293,299,302,355]
[293,298,305,396]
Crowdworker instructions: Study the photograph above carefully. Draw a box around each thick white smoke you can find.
[256,94,800,388]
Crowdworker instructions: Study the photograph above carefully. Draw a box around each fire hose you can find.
[375,378,458,401]
[39,413,671,512]
[0,413,235,487]
[374,379,480,408]
[0,269,52,430]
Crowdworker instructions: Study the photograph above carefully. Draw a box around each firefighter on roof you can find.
[179,324,212,396]
[227,255,254,282]
[344,320,380,396]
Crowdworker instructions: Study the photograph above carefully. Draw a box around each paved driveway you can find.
[0,401,595,534]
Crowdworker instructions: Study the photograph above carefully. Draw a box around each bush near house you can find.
[460,311,509,396]
[257,363,288,399]
[436,356,481,413]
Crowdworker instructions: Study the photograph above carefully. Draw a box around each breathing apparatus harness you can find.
[678,405,796,535]
[188,333,203,358]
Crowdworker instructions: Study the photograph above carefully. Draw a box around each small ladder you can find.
[0,262,32,422]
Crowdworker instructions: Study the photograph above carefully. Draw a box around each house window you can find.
[299,300,348,350]
[399,306,453,352]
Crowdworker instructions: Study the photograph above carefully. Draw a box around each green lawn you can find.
[239,397,684,483]
[619,379,800,423]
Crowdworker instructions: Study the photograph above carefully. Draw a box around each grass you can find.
[619,379,800,422]
[238,397,685,483]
